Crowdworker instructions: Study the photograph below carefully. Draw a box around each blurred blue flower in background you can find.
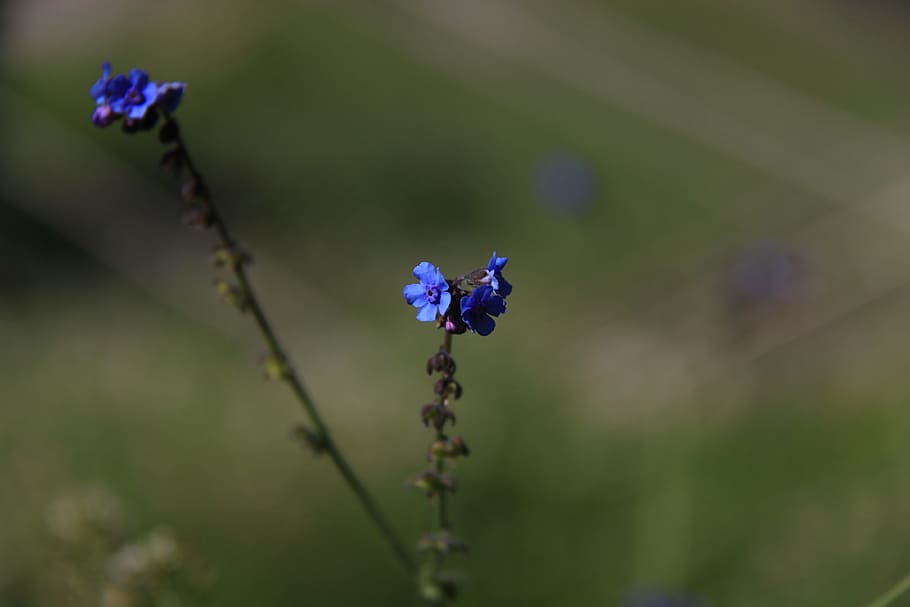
[115,68,159,121]
[157,81,186,114]
[89,62,186,129]
[404,261,451,322]
[730,241,801,304]
[89,62,129,127]
[535,154,596,217]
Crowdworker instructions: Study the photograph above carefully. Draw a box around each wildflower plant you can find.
[88,62,415,580]
[90,60,513,603]
[403,252,512,602]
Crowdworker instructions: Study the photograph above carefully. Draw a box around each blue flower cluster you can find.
[403,252,512,336]
[90,62,185,131]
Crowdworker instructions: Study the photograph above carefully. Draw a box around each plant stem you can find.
[863,570,910,607]
[164,115,416,575]
[436,331,453,532]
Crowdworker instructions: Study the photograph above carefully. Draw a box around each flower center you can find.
[126,88,145,105]
[425,285,441,305]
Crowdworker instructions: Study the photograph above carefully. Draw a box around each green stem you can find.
[863,570,910,607]
[165,115,416,575]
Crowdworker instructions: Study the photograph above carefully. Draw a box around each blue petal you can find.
[157,82,185,113]
[473,285,494,301]
[103,76,128,104]
[416,302,438,322]
[437,291,451,316]
[403,283,425,305]
[461,288,485,313]
[488,251,508,271]
[127,101,152,120]
[460,294,472,314]
[412,261,436,284]
[495,275,512,297]
[142,81,158,101]
[434,267,448,290]
[129,68,149,88]
[90,78,106,101]
[485,294,506,316]
[472,313,496,336]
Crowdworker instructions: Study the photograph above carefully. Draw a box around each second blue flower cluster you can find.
[403,252,512,336]
[90,62,185,131]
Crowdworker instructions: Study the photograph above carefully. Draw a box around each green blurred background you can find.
[4,1,910,605]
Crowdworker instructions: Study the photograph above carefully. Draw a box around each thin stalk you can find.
[436,331,453,531]
[862,570,910,607]
[164,115,416,575]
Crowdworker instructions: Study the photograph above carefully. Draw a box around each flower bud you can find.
[433,377,462,400]
[449,435,469,457]
[142,109,160,131]
[418,565,460,602]
[420,403,455,430]
[442,292,468,334]
[411,471,456,497]
[467,267,492,287]
[430,436,469,459]
[444,316,467,334]
[91,104,118,128]
[158,119,179,143]
[261,353,290,380]
[181,179,209,202]
[160,148,185,174]
[182,205,214,230]
[417,531,469,555]
[214,279,247,312]
[426,349,455,375]
[212,244,252,269]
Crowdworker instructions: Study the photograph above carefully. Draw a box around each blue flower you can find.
[89,62,130,127]
[157,82,186,113]
[485,251,512,297]
[460,286,505,336]
[112,68,159,121]
[89,61,113,103]
[404,262,451,322]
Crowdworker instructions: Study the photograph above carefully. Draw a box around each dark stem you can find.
[164,115,416,575]
[436,331,453,531]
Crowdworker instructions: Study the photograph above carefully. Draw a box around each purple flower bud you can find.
[420,403,455,430]
[91,104,118,128]
[157,82,186,114]
[426,349,456,375]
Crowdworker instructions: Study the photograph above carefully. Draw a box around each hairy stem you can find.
[164,115,416,575]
